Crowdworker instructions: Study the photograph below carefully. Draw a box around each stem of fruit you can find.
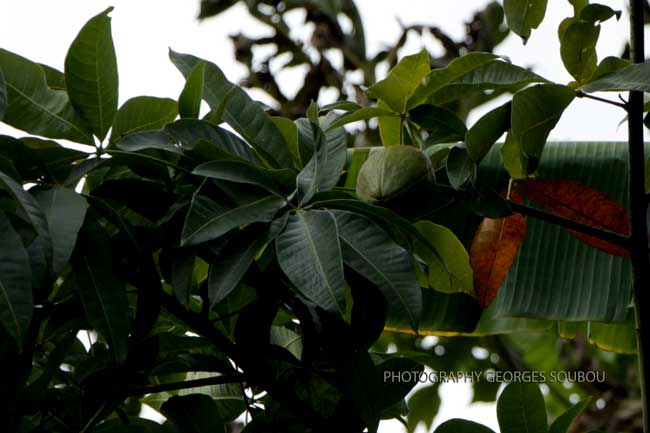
[628,2,650,432]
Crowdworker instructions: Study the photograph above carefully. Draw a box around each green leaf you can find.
[296,122,345,204]
[161,394,224,433]
[327,107,398,130]
[501,132,526,179]
[110,96,178,142]
[0,211,32,346]
[588,308,637,354]
[208,222,279,306]
[549,398,592,433]
[181,189,286,246]
[270,325,303,359]
[64,7,118,141]
[590,56,631,81]
[446,146,475,189]
[276,210,345,315]
[414,221,474,296]
[0,49,93,144]
[569,0,588,14]
[435,419,496,433]
[0,171,52,266]
[179,61,205,119]
[34,188,87,278]
[580,4,621,23]
[366,49,430,113]
[0,67,6,121]
[169,49,291,168]
[332,210,422,330]
[408,53,545,109]
[497,383,548,433]
[377,100,402,146]
[193,160,291,198]
[272,116,301,169]
[504,0,548,43]
[166,119,261,165]
[466,101,511,162]
[560,21,600,82]
[511,84,575,174]
[409,105,467,145]
[407,385,440,433]
[580,61,650,93]
[73,223,129,364]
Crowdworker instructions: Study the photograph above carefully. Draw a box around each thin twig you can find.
[576,90,628,110]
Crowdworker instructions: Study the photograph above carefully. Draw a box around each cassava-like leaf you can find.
[34,188,87,278]
[179,61,205,119]
[581,61,650,93]
[169,49,291,168]
[64,7,118,141]
[73,222,129,364]
[408,53,545,109]
[0,49,93,144]
[276,210,345,315]
[110,96,178,142]
[181,190,286,246]
[366,50,430,113]
[511,84,575,174]
[0,211,32,346]
[332,210,421,330]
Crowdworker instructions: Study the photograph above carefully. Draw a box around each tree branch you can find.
[506,200,631,249]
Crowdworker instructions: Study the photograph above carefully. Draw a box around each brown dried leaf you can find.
[519,179,629,257]
[470,193,527,308]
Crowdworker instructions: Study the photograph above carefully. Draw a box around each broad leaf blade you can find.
[179,61,205,119]
[466,101,511,162]
[511,84,575,174]
[169,49,291,168]
[0,49,93,144]
[34,188,87,278]
[110,96,178,142]
[208,224,269,306]
[276,210,345,315]
[435,419,496,433]
[161,394,224,433]
[504,0,548,43]
[73,222,129,364]
[549,398,592,433]
[193,160,290,198]
[409,104,467,145]
[408,53,545,109]
[333,210,422,330]
[0,211,32,346]
[182,189,285,246]
[64,7,118,141]
[497,383,548,433]
[414,221,474,296]
[366,50,430,113]
[581,61,650,93]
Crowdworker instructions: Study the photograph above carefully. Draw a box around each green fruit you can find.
[355,145,432,204]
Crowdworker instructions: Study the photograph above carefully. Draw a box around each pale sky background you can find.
[0,1,631,431]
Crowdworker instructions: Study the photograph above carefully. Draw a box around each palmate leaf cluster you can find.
[1,2,650,432]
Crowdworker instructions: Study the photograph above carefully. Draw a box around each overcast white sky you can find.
[0,1,632,431]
